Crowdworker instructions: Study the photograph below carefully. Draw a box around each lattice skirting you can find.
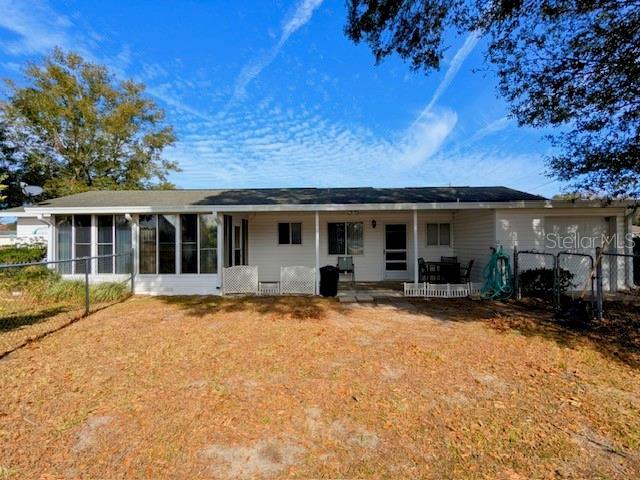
[223,265,259,294]
[280,266,316,295]
[404,282,482,298]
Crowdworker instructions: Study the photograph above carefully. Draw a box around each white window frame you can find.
[277,222,303,245]
[327,221,364,255]
[426,222,452,247]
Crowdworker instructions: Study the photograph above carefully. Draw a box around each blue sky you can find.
[0,0,564,196]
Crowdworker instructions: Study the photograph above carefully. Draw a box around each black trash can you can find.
[319,265,339,297]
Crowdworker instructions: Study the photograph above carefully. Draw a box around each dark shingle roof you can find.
[20,186,545,209]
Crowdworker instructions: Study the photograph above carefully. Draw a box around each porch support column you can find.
[217,212,224,291]
[315,211,320,295]
[413,209,419,284]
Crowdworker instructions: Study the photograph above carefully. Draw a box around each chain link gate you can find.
[513,248,558,307]
[556,251,595,312]
[594,248,640,320]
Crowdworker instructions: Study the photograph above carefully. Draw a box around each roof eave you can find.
[15,198,635,214]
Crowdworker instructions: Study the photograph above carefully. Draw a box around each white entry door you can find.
[384,224,408,279]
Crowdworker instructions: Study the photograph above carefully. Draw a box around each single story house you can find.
[1,186,636,295]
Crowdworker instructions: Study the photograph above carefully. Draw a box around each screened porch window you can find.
[328,222,364,255]
[199,214,217,273]
[97,215,132,274]
[181,214,198,274]
[140,214,217,275]
[97,215,114,273]
[56,216,72,274]
[56,214,132,274]
[139,215,157,274]
[74,215,92,273]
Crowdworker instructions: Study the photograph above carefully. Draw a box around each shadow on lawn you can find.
[159,294,639,369]
[160,295,346,321]
[0,306,69,333]
[408,297,640,370]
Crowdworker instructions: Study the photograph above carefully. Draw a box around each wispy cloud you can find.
[469,115,512,142]
[229,0,324,105]
[0,0,95,58]
[413,31,480,126]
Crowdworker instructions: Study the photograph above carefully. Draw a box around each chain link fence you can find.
[513,247,639,320]
[596,250,640,320]
[0,252,133,357]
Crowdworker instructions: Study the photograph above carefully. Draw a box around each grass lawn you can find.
[1,296,639,479]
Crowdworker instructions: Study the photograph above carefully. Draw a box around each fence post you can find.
[595,247,604,320]
[513,246,521,300]
[553,252,562,310]
[84,257,90,316]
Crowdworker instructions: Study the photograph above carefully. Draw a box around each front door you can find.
[384,224,408,279]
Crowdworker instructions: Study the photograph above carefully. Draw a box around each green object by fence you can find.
[481,246,513,300]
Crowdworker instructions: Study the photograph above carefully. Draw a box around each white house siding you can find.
[495,208,631,291]
[134,274,219,295]
[452,209,496,284]
[17,217,49,239]
[247,212,316,281]
[247,211,455,282]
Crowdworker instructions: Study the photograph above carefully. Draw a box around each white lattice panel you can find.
[280,266,316,295]
[223,265,259,295]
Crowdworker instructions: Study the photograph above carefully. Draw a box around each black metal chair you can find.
[337,256,355,284]
[440,256,458,263]
[418,257,427,282]
[461,259,474,283]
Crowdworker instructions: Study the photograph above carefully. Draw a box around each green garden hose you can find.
[481,246,513,300]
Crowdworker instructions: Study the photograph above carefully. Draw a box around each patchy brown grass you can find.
[0,296,639,479]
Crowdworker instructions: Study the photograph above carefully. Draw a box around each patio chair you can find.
[440,256,458,263]
[337,256,355,284]
[418,257,427,283]
[461,259,474,283]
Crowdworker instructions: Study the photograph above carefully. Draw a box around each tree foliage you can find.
[345,0,640,199]
[1,48,177,207]
[0,172,6,202]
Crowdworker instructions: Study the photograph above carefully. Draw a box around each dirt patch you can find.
[201,439,304,478]
[73,415,113,452]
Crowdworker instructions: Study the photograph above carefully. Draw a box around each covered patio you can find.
[217,207,488,298]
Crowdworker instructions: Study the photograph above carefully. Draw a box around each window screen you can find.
[97,215,113,273]
[181,214,198,273]
[74,215,92,273]
[115,215,132,274]
[56,216,72,274]
[199,214,217,273]
[158,215,176,274]
[139,215,157,274]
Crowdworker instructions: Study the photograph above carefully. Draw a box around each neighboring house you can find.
[0,217,49,246]
[0,186,636,295]
[0,223,16,247]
